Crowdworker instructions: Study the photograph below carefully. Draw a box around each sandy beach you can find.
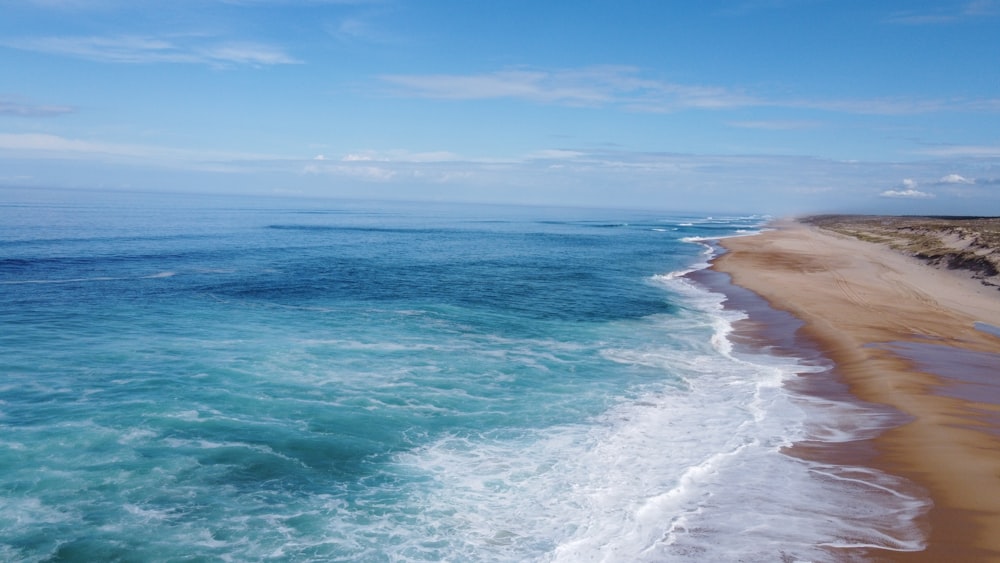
[712,218,1000,561]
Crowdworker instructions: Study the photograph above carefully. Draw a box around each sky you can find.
[2,0,1000,215]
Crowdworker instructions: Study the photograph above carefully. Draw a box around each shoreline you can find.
[709,219,1000,561]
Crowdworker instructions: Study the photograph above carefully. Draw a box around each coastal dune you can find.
[713,218,1000,561]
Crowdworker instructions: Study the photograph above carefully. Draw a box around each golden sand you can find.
[713,219,1000,561]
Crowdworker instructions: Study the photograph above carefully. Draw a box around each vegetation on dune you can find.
[801,215,1000,289]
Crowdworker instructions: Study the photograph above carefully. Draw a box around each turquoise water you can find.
[1,190,927,561]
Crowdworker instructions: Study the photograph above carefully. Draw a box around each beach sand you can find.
[711,219,1000,561]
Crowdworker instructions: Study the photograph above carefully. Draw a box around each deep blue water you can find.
[1,190,928,561]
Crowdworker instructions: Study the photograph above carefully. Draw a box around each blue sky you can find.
[2,0,1000,214]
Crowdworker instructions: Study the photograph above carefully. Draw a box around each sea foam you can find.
[377,268,929,562]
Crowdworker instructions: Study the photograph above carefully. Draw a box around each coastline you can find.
[709,219,1000,561]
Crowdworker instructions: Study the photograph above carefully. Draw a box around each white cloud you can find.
[886,12,957,25]
[199,42,299,66]
[527,149,586,160]
[390,151,460,163]
[303,163,396,181]
[23,0,113,8]
[378,66,1000,117]
[4,34,300,66]
[339,150,459,163]
[878,178,937,198]
[342,152,374,162]
[917,145,1000,158]
[380,69,613,105]
[0,132,149,157]
[964,0,1000,16]
[302,158,485,186]
[379,66,759,111]
[325,13,400,45]
[329,17,375,42]
[880,180,936,199]
[6,134,998,213]
[221,0,379,5]
[302,149,487,183]
[789,97,961,115]
[879,189,935,198]
[939,173,975,184]
[887,0,1000,24]
[727,120,821,130]
[0,132,283,166]
[0,98,74,117]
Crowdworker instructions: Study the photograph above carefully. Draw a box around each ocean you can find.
[1,189,928,562]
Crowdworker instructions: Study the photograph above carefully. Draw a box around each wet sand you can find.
[710,219,1000,561]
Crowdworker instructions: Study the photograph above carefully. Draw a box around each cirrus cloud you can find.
[378,66,1000,117]
[0,97,75,117]
[0,132,283,165]
[887,0,1000,24]
[379,66,760,111]
[917,144,1000,158]
[2,34,300,67]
